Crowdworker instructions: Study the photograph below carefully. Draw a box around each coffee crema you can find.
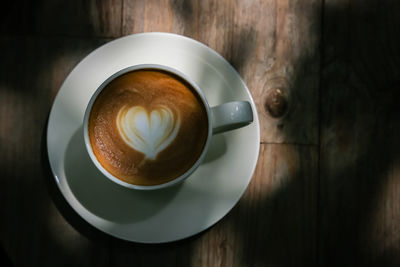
[88,69,209,186]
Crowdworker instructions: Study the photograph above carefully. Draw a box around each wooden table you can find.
[1,0,399,266]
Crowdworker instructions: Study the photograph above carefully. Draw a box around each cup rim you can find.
[83,64,212,190]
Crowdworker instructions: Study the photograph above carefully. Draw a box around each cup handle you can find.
[211,101,254,135]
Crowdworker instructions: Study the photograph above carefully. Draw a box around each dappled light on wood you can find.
[1,0,399,266]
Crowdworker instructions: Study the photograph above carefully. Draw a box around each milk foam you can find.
[116,105,180,160]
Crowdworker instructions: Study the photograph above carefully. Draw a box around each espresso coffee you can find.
[88,69,209,186]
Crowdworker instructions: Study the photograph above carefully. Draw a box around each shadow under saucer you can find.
[64,127,183,224]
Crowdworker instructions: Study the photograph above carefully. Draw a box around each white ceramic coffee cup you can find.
[83,64,253,190]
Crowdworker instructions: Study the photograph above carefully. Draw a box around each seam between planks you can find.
[317,0,326,266]
[260,141,319,147]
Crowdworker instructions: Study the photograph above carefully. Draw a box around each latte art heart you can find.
[116,105,180,160]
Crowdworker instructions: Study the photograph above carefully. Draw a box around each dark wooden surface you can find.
[0,0,399,266]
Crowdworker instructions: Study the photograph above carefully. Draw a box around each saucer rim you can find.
[46,32,260,243]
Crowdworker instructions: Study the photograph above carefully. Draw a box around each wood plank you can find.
[225,143,318,266]
[320,0,400,266]
[123,0,321,144]
[0,0,122,37]
[230,0,320,145]
[123,0,175,34]
[0,36,112,266]
[108,144,318,267]
[1,1,322,266]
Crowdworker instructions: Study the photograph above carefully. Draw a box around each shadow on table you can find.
[0,244,13,267]
[0,0,120,37]
[226,1,400,267]
[32,1,400,266]
[177,0,400,267]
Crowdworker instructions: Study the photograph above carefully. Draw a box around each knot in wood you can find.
[264,88,288,118]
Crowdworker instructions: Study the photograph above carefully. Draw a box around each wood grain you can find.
[320,0,400,266]
[235,0,320,145]
[1,0,400,266]
[192,144,318,267]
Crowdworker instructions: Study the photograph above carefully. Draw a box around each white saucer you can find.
[47,32,260,243]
